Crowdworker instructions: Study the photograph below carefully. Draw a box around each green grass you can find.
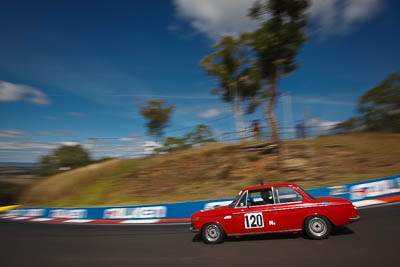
[20,133,400,207]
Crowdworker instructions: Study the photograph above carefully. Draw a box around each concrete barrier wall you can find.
[6,175,400,221]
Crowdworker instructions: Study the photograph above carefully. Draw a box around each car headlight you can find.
[191,217,199,221]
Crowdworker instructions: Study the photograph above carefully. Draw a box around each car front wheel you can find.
[304,215,331,240]
[202,223,225,244]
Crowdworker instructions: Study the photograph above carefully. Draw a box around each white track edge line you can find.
[120,219,160,224]
[358,200,400,209]
[11,217,31,220]
[353,199,385,207]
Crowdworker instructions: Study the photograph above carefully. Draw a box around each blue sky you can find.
[0,0,399,162]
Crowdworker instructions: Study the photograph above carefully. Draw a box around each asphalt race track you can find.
[1,203,399,267]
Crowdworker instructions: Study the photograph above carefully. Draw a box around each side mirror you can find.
[247,202,251,208]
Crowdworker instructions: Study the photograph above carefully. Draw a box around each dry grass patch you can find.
[20,133,400,207]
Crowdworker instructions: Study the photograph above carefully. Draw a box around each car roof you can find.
[242,183,298,192]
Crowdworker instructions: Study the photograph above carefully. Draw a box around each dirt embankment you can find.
[20,133,400,207]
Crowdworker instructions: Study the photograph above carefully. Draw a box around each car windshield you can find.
[297,185,316,200]
[228,190,242,208]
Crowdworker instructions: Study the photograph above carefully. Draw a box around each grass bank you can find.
[20,133,400,207]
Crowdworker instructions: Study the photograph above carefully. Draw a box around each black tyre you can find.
[304,215,332,240]
[202,223,225,244]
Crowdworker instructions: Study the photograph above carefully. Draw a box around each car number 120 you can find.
[244,212,264,229]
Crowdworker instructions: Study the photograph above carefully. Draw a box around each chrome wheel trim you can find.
[309,218,327,237]
[205,224,220,242]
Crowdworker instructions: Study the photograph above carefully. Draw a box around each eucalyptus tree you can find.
[185,124,216,145]
[200,35,260,139]
[139,100,175,142]
[248,0,309,145]
[334,72,400,133]
[358,72,400,132]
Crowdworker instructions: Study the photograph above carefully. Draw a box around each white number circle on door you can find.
[244,212,264,229]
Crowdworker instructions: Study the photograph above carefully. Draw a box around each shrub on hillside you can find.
[0,182,26,206]
[37,145,91,176]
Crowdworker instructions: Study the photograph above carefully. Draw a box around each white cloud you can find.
[197,108,223,118]
[0,141,56,151]
[0,129,24,139]
[84,139,161,158]
[308,0,339,31]
[0,137,162,162]
[0,80,50,106]
[58,142,79,146]
[173,0,259,40]
[173,0,383,40]
[309,0,382,34]
[343,0,382,25]
[120,137,134,142]
[319,120,339,130]
[143,141,162,154]
[305,118,339,130]
[0,140,58,162]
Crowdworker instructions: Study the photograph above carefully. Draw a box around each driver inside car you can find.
[260,190,273,205]
[248,189,273,206]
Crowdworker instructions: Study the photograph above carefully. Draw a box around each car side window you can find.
[247,188,274,206]
[275,186,303,204]
[236,191,248,208]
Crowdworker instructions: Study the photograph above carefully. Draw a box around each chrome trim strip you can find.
[231,202,350,215]
[227,228,302,237]
[273,201,303,206]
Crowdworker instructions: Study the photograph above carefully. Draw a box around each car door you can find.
[273,186,306,231]
[230,188,280,235]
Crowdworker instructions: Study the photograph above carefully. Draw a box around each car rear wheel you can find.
[304,216,331,240]
[202,223,225,244]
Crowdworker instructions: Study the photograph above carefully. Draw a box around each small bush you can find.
[246,154,261,162]
[37,145,92,177]
[218,165,232,179]
[0,182,26,206]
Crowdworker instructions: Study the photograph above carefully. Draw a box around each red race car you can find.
[190,183,360,244]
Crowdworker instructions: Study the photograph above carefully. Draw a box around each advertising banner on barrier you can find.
[5,175,400,221]
[5,200,234,220]
[308,175,400,202]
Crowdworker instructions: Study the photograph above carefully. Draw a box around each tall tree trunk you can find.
[232,84,245,139]
[266,70,281,169]
[266,74,279,144]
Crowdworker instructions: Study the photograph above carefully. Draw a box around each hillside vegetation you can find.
[20,133,400,207]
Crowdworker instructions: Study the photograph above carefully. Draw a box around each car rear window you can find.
[275,186,303,203]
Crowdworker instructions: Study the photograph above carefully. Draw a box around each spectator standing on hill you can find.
[251,120,261,140]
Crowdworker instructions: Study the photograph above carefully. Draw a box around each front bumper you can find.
[349,215,360,223]
[190,226,199,233]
